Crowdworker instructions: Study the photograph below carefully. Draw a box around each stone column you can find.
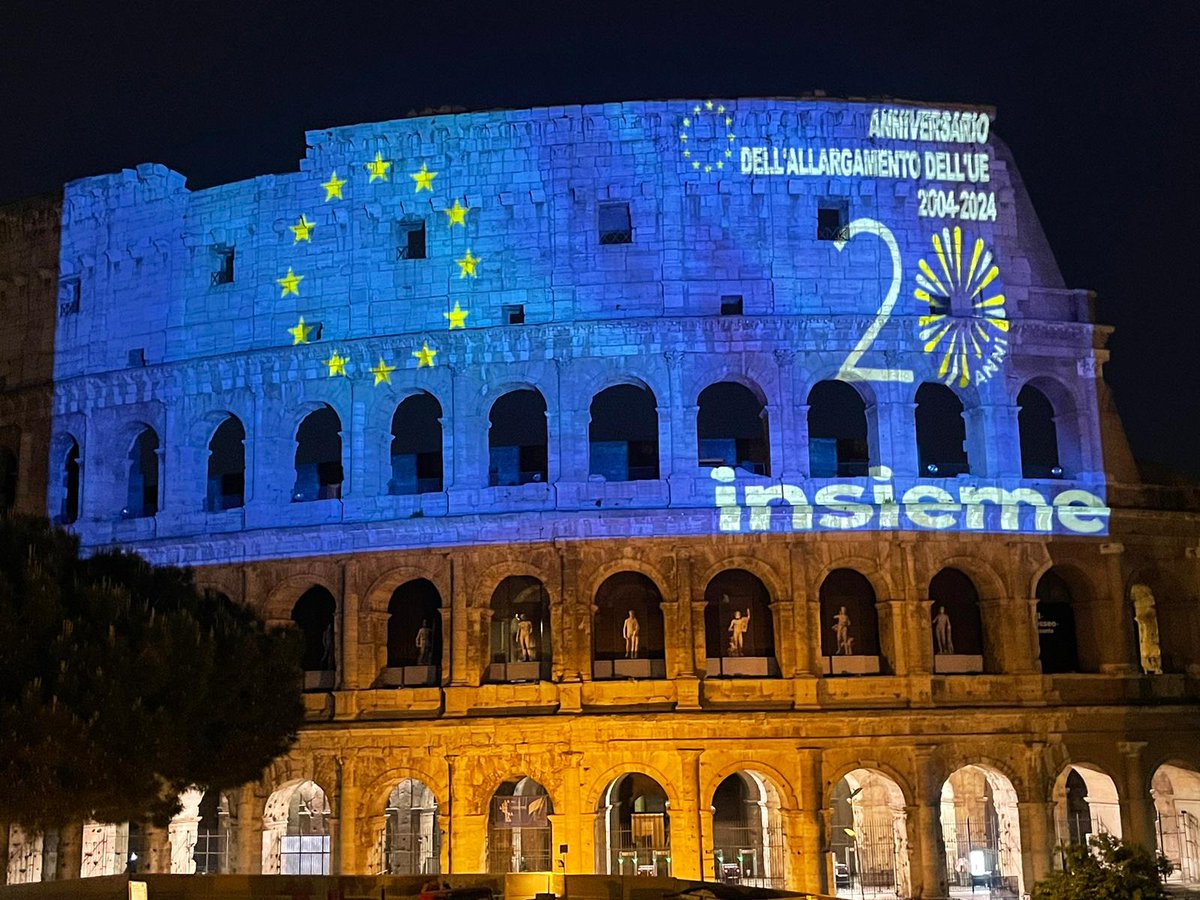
[142,823,170,873]
[236,788,261,875]
[1018,800,1056,888]
[555,543,585,684]
[877,598,910,675]
[868,399,918,480]
[673,749,705,881]
[340,562,361,691]
[910,748,948,900]
[55,822,82,881]
[913,598,935,674]
[337,757,361,874]
[0,820,10,885]
[770,597,795,677]
[794,747,826,893]
[449,557,472,687]
[167,787,204,874]
[690,600,709,678]
[1118,742,1157,851]
[772,350,801,479]
[788,546,818,677]
[968,403,1022,479]
[978,595,1038,674]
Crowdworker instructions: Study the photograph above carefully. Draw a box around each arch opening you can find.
[1153,764,1200,886]
[820,569,882,675]
[262,780,331,875]
[293,405,343,502]
[206,415,245,511]
[594,773,671,877]
[930,568,985,674]
[385,579,442,687]
[590,384,659,481]
[593,572,666,680]
[1036,569,1082,674]
[713,771,786,888]
[292,586,336,690]
[697,381,769,476]
[80,821,144,877]
[192,789,234,874]
[390,392,443,495]
[915,382,970,477]
[488,576,552,683]
[6,824,59,884]
[488,389,547,486]
[808,380,869,478]
[704,569,778,677]
[124,427,159,518]
[829,769,911,898]
[1051,765,1122,852]
[1018,384,1063,478]
[383,779,440,875]
[940,765,1023,896]
[487,776,553,873]
[61,438,80,524]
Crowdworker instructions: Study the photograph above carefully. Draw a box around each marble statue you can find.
[1131,584,1163,675]
[623,610,640,658]
[933,605,954,655]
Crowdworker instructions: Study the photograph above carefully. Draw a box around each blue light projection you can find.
[51,98,1108,562]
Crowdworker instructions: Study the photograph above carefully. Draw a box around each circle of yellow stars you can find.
[276,148,479,385]
[679,100,735,174]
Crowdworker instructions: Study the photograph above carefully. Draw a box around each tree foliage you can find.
[1032,834,1172,900]
[0,515,304,828]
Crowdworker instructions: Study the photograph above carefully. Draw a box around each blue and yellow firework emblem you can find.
[678,100,736,174]
[916,227,1008,387]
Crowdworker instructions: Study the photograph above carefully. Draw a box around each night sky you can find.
[2,1,1196,478]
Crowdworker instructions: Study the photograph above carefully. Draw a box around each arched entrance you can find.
[487,576,552,683]
[487,776,553,873]
[383,779,440,875]
[1051,764,1122,849]
[940,766,1023,895]
[712,771,786,888]
[704,569,778,677]
[1153,764,1200,886]
[262,780,331,875]
[592,572,666,680]
[594,773,671,876]
[829,769,910,898]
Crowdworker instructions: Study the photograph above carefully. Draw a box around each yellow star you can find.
[704,165,712,173]
[365,152,391,182]
[325,351,348,377]
[444,301,469,329]
[716,161,724,170]
[682,117,691,127]
[705,100,714,110]
[370,356,396,386]
[717,104,725,114]
[725,149,733,158]
[693,104,701,114]
[692,161,700,170]
[322,171,346,201]
[683,149,691,158]
[277,268,303,297]
[456,249,480,278]
[413,342,437,368]
[411,162,437,192]
[680,133,688,141]
[443,199,469,227]
[288,316,314,345]
[725,116,733,126]
[290,214,315,243]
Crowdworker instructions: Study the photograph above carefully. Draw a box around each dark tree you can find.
[0,516,304,828]
[1033,834,1171,900]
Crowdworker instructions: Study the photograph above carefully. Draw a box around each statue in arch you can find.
[728,607,751,656]
[833,606,853,655]
[623,610,640,658]
[513,613,537,661]
[933,605,954,655]
[415,619,433,665]
[1131,584,1163,675]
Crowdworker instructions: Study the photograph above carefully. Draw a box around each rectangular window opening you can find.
[817,201,848,241]
[720,295,744,316]
[58,278,81,317]
[598,202,633,245]
[211,246,235,285]
[503,304,525,325]
[395,219,427,260]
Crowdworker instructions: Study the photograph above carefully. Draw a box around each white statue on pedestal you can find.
[933,606,954,655]
[623,610,640,658]
[833,606,854,655]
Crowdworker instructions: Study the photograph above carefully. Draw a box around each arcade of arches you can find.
[2,532,1197,897]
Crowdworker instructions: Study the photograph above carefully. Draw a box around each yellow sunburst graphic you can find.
[915,226,1008,387]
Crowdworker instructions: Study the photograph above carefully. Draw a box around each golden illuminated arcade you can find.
[0,97,1198,898]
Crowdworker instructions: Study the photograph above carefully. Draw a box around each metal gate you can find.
[712,821,787,888]
[1158,810,1200,884]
